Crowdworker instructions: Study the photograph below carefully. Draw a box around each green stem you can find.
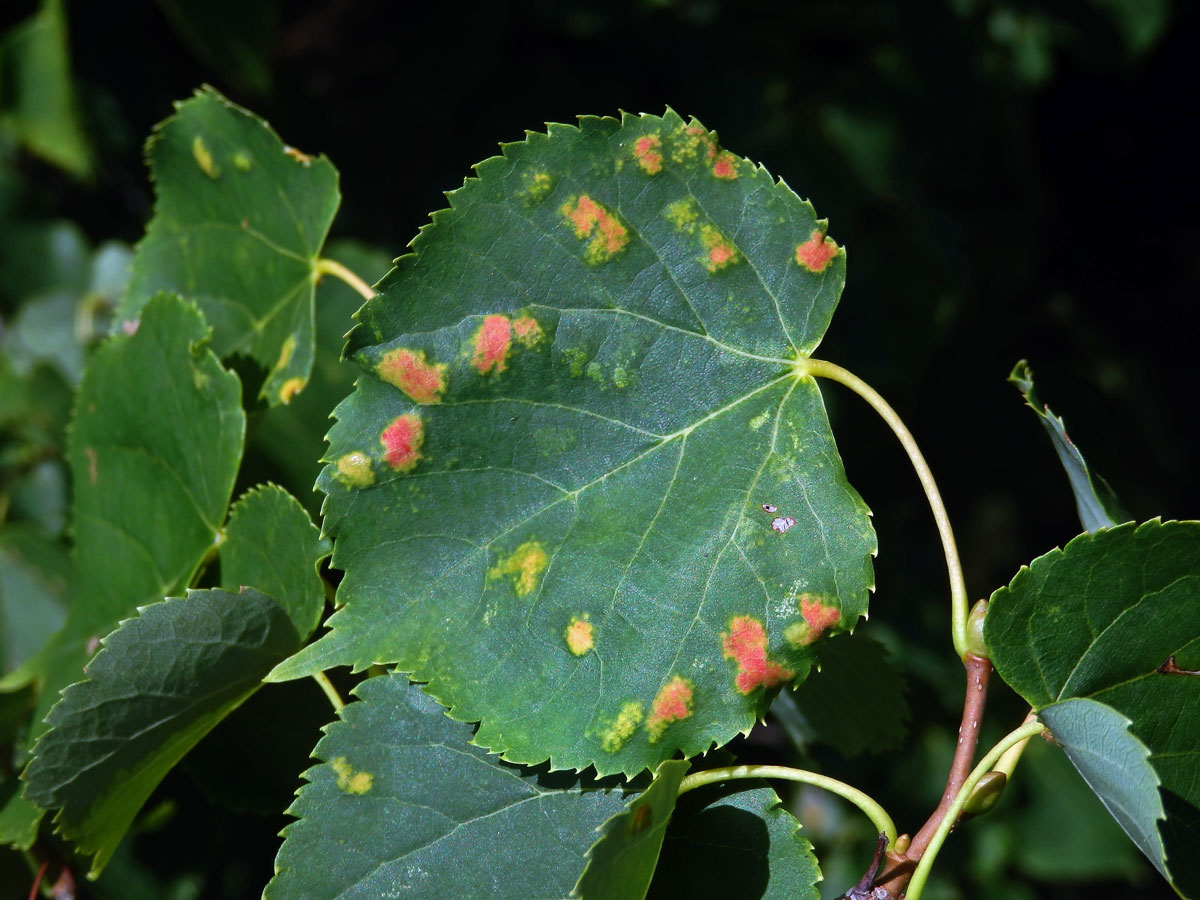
[315,257,376,302]
[992,710,1038,779]
[799,358,971,659]
[312,671,344,713]
[677,764,897,846]
[904,719,1046,900]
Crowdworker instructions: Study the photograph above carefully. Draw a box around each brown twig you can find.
[873,653,992,896]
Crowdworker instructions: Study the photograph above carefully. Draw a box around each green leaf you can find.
[274,110,876,777]
[220,484,331,639]
[574,760,689,900]
[648,781,820,900]
[22,587,301,875]
[0,0,93,178]
[265,672,631,900]
[0,780,41,849]
[985,520,1200,896]
[782,633,909,756]
[0,294,243,712]
[1008,360,1128,532]
[154,0,277,94]
[1038,698,1164,879]
[0,526,67,676]
[122,87,340,405]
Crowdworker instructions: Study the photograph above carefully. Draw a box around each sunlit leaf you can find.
[272,110,876,777]
[264,672,630,900]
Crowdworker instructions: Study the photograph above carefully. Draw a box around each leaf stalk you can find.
[314,257,376,302]
[677,763,897,845]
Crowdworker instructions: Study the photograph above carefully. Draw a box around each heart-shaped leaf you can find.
[985,520,1200,896]
[22,587,301,875]
[121,86,340,405]
[272,111,876,777]
[264,672,631,900]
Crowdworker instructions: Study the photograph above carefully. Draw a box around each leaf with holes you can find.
[265,672,631,900]
[271,110,876,776]
[985,520,1200,897]
[121,86,340,405]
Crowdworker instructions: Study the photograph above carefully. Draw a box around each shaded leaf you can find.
[1039,698,1163,879]
[264,672,630,900]
[0,526,67,675]
[22,587,301,875]
[574,760,689,900]
[986,520,1200,896]
[0,779,41,848]
[122,87,340,405]
[154,0,277,94]
[1008,360,1128,532]
[649,779,820,900]
[0,0,92,178]
[274,110,876,777]
[220,484,330,639]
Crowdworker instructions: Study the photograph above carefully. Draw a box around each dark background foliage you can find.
[1,0,1196,897]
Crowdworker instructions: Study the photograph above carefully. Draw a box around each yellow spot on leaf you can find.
[512,316,544,348]
[749,410,770,431]
[521,171,554,204]
[669,121,717,165]
[233,151,253,171]
[278,377,306,404]
[565,616,594,656]
[665,202,739,273]
[560,195,630,264]
[633,133,663,174]
[488,540,549,596]
[275,334,297,371]
[331,756,373,795]
[284,145,315,164]
[666,199,698,230]
[193,136,219,178]
[335,451,374,488]
[600,701,644,753]
[378,348,447,404]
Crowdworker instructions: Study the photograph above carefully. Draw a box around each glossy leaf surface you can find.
[22,588,301,875]
[122,87,340,405]
[574,760,689,900]
[986,520,1200,896]
[221,484,331,639]
[276,110,876,776]
[265,672,630,900]
[1008,360,1128,532]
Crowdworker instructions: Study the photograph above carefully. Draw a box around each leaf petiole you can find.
[903,718,1046,900]
[798,358,971,659]
[311,671,344,713]
[676,764,897,846]
[314,257,376,302]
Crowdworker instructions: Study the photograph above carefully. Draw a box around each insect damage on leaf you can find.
[599,701,645,753]
[330,756,373,795]
[192,135,218,178]
[560,195,630,263]
[633,134,663,174]
[711,151,738,180]
[565,616,594,656]
[378,348,447,403]
[488,541,549,597]
[380,414,424,472]
[669,121,717,164]
[647,676,694,741]
[626,803,654,836]
[784,595,841,647]
[335,451,374,488]
[512,315,544,347]
[722,616,794,694]
[278,377,306,404]
[520,171,554,204]
[663,198,740,273]
[472,315,513,375]
[794,229,841,273]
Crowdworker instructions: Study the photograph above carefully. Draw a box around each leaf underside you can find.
[121,86,340,405]
[274,110,876,777]
[986,520,1200,896]
[265,672,631,900]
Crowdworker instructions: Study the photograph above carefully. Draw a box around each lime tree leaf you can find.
[121,87,340,405]
[220,484,331,639]
[574,760,689,899]
[1038,698,1163,878]
[985,520,1200,896]
[648,780,820,900]
[273,110,876,777]
[22,587,301,876]
[782,633,909,757]
[264,672,631,900]
[0,0,93,178]
[0,294,244,720]
[1008,360,1128,532]
[0,527,67,676]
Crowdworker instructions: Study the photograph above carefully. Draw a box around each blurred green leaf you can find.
[575,760,689,900]
[220,483,330,639]
[0,0,92,178]
[22,587,301,875]
[122,87,340,405]
[274,110,876,779]
[1008,360,1128,533]
[264,672,631,900]
[986,521,1200,896]
[154,0,278,95]
[0,526,67,676]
